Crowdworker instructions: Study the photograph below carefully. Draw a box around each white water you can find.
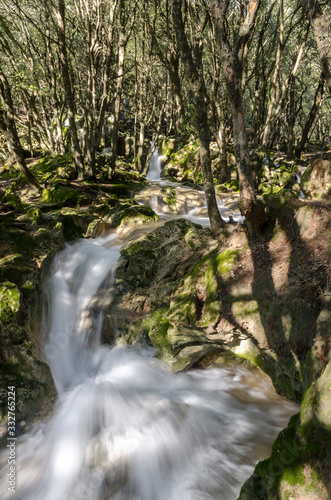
[136,184,245,225]
[294,172,305,199]
[0,152,298,499]
[146,143,162,181]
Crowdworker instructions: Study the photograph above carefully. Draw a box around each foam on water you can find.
[0,231,298,500]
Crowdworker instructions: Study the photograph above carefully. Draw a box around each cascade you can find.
[146,143,162,181]
[294,172,305,199]
[0,169,298,500]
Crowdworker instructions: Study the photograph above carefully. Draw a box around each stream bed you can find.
[0,157,298,499]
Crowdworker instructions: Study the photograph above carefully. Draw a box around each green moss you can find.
[215,248,240,274]
[26,207,41,222]
[41,184,79,206]
[9,231,36,254]
[161,186,177,207]
[22,280,34,290]
[106,183,132,197]
[147,312,171,348]
[30,153,76,183]
[0,281,21,322]
[0,254,22,268]
[240,365,331,500]
[118,204,158,227]
[5,189,22,208]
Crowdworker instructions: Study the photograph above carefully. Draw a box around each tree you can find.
[0,66,41,191]
[55,0,85,178]
[108,0,137,177]
[304,0,331,94]
[208,0,265,233]
[149,0,185,134]
[295,71,325,157]
[172,0,227,236]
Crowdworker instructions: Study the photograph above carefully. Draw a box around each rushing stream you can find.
[0,153,298,499]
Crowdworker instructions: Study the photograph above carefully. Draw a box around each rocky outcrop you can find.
[301,154,331,199]
[110,201,330,499]
[111,219,218,344]
[239,358,331,499]
[112,203,330,397]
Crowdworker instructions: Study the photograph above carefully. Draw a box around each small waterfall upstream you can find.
[146,143,162,181]
[0,151,298,499]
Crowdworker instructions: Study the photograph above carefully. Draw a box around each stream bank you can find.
[0,149,330,498]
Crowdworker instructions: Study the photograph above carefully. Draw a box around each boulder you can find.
[301,154,331,199]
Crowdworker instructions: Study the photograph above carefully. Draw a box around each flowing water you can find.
[146,144,162,181]
[0,154,298,499]
[294,172,305,199]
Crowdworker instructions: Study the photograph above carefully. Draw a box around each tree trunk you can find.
[172,0,226,236]
[287,75,295,159]
[262,0,284,147]
[295,73,325,157]
[109,8,127,177]
[0,69,41,191]
[56,0,85,179]
[231,87,257,218]
[168,50,185,133]
[209,0,265,234]
[137,122,145,173]
[304,0,331,94]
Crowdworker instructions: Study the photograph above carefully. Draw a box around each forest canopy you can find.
[0,0,330,198]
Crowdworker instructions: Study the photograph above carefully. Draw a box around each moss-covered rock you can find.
[5,189,22,208]
[239,360,331,500]
[111,199,329,406]
[41,184,79,206]
[30,152,76,183]
[0,281,21,322]
[162,140,200,182]
[301,155,331,199]
[161,138,177,158]
[110,204,158,228]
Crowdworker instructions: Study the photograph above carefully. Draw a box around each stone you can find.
[301,155,331,199]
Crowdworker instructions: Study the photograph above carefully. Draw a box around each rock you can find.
[5,190,22,208]
[112,201,330,405]
[111,219,216,348]
[41,184,79,206]
[161,138,177,157]
[0,281,20,322]
[0,219,62,427]
[107,204,158,228]
[239,360,331,499]
[301,155,331,199]
[57,164,76,180]
[227,152,236,165]
[115,218,213,292]
[161,140,200,182]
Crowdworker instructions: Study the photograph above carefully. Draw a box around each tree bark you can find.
[261,0,284,147]
[209,0,265,233]
[295,72,325,157]
[56,0,85,179]
[109,0,128,177]
[287,75,295,159]
[172,0,226,236]
[0,68,41,191]
[304,0,331,94]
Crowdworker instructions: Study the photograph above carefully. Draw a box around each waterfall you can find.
[294,172,305,199]
[146,143,162,181]
[0,225,298,500]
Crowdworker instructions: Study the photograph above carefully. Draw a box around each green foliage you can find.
[41,185,79,206]
[0,281,21,322]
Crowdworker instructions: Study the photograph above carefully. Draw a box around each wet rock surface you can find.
[110,201,330,499]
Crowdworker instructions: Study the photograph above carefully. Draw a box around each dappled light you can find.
[0,0,330,498]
